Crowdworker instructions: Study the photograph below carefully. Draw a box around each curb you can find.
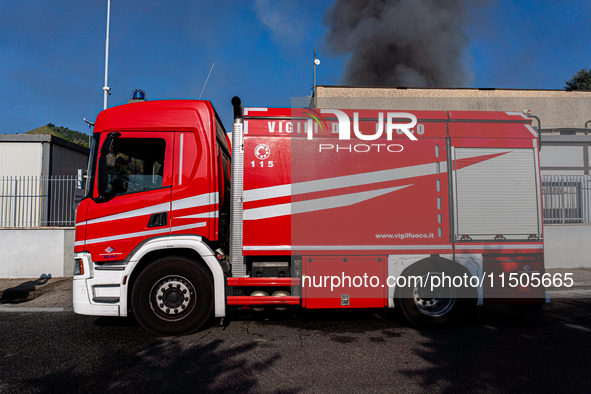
[547,285,591,291]
[546,279,591,292]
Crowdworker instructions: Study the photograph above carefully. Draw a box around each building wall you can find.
[314,86,591,130]
[50,143,89,176]
[313,87,591,175]
[544,225,591,268]
[539,136,591,176]
[0,135,89,177]
[0,142,43,177]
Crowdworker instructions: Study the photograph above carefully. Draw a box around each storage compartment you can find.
[303,256,386,309]
[453,147,541,240]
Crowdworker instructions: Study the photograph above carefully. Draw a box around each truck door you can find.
[84,132,174,263]
[169,130,218,241]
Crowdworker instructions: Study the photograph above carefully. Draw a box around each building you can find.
[0,134,89,228]
[312,85,591,176]
[0,134,89,177]
[309,86,591,267]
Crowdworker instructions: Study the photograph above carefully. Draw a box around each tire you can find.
[396,259,476,329]
[131,256,213,336]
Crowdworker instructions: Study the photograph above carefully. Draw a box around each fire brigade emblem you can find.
[254,144,271,160]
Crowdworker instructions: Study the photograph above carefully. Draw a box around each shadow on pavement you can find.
[23,336,299,393]
[4,299,591,392]
[0,274,51,304]
[400,300,591,392]
[230,307,409,344]
[93,315,142,328]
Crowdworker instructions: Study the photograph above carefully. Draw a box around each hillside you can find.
[25,124,90,148]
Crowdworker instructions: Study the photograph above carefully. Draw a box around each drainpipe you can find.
[529,115,542,151]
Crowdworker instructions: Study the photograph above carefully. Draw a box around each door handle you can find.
[147,212,168,228]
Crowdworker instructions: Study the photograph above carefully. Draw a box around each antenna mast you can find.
[199,63,215,100]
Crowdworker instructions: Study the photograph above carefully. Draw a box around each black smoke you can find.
[324,0,479,87]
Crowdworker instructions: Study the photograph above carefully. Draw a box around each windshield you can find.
[84,133,101,199]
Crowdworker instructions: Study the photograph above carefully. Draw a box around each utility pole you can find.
[313,49,320,107]
[103,0,112,109]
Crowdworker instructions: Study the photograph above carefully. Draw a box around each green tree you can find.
[565,68,591,90]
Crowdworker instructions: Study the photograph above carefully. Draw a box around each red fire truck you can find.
[73,97,545,335]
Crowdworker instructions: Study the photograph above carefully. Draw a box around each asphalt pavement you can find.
[1,270,591,392]
[1,286,591,392]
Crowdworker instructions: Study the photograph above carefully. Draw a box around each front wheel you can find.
[396,260,476,329]
[131,256,213,336]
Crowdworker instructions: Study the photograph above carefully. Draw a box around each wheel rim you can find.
[413,272,457,317]
[149,275,196,321]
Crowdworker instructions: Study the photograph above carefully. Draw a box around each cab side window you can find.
[105,138,166,196]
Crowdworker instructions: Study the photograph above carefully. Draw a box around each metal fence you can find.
[0,176,77,227]
[542,175,591,224]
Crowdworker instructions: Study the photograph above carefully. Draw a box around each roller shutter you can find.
[453,148,540,240]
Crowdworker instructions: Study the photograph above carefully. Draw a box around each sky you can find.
[1,0,590,136]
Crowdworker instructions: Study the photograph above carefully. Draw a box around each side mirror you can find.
[76,169,87,190]
[97,155,108,195]
[97,132,120,197]
[100,132,120,156]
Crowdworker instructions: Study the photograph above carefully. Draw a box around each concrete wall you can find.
[0,228,74,278]
[544,224,591,269]
[0,142,43,177]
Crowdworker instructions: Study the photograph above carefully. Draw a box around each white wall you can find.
[0,228,74,278]
[539,146,584,168]
[544,224,591,268]
[0,142,42,177]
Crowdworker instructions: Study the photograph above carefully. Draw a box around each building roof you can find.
[0,134,90,154]
[313,85,591,131]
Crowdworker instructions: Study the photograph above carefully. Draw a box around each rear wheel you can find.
[131,256,213,336]
[397,260,475,329]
